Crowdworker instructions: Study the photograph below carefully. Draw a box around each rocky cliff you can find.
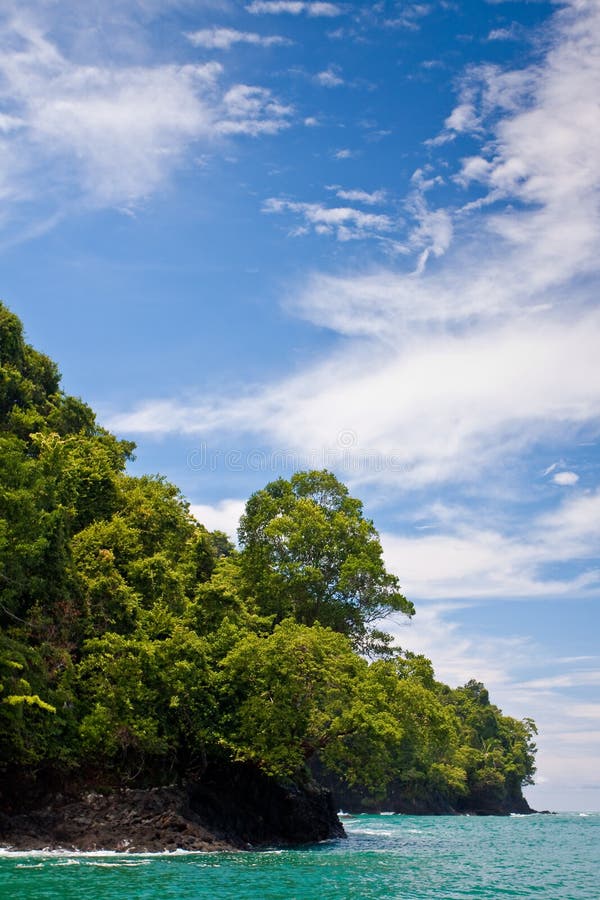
[0,763,344,852]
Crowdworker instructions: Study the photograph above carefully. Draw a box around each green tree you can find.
[0,636,77,771]
[321,657,465,798]
[237,470,414,652]
[77,625,214,780]
[447,679,537,809]
[217,620,369,778]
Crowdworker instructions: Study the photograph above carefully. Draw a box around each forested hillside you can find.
[0,303,537,818]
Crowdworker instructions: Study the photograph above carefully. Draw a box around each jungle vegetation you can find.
[0,302,536,810]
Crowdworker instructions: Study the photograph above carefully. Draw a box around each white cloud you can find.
[0,19,221,207]
[218,85,293,136]
[0,16,293,213]
[451,9,600,291]
[263,197,393,240]
[553,471,579,486]
[384,528,540,601]
[190,499,245,539]
[487,24,520,42]
[444,102,480,134]
[334,148,354,159]
[186,27,291,50]
[108,309,600,492]
[388,602,535,688]
[520,671,600,690]
[384,4,432,31]
[0,113,23,133]
[536,488,600,558]
[109,1,600,508]
[543,462,559,476]
[315,65,344,87]
[569,704,600,720]
[551,730,600,743]
[331,187,387,205]
[556,656,600,664]
[408,201,453,273]
[382,489,600,601]
[246,1,342,16]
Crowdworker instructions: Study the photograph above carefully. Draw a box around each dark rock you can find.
[187,762,345,846]
[0,763,344,852]
[316,762,536,817]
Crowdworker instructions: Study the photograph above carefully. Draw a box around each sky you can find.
[1,0,599,811]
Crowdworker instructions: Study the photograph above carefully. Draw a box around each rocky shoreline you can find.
[0,785,236,853]
[0,763,345,853]
[0,760,545,854]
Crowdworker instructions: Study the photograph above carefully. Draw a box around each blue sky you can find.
[1,0,599,811]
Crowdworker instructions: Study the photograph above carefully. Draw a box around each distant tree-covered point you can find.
[0,302,536,814]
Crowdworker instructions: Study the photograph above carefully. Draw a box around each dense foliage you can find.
[0,303,536,810]
[237,470,414,655]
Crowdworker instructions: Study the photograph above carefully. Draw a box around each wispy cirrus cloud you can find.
[246,1,342,16]
[218,85,293,135]
[107,307,600,491]
[109,0,600,498]
[487,24,521,42]
[383,3,432,31]
[521,671,600,690]
[0,15,293,214]
[333,147,354,159]
[186,27,291,50]
[383,488,600,601]
[262,196,394,240]
[327,186,388,205]
[406,195,453,273]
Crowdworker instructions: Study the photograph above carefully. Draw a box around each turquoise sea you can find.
[1,813,598,900]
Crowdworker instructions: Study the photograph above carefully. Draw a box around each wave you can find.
[0,847,215,859]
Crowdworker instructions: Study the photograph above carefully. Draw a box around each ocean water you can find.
[1,813,598,900]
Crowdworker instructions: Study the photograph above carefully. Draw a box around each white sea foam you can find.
[0,847,214,859]
[345,828,394,837]
[84,861,150,867]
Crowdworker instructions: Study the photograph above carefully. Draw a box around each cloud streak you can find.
[246,1,342,16]
[262,196,394,240]
[382,488,600,601]
[330,187,388,205]
[186,27,291,50]
[0,15,293,214]
[109,309,600,493]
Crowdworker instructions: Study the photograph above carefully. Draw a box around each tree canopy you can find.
[237,470,414,653]
[0,302,536,812]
